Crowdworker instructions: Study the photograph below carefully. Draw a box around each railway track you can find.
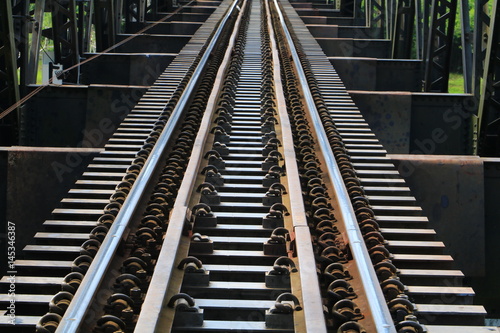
[0,0,495,332]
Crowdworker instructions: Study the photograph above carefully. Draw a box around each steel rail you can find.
[56,0,241,331]
[133,0,248,330]
[271,0,396,331]
[264,0,327,331]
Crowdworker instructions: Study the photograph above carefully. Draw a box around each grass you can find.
[448,72,465,94]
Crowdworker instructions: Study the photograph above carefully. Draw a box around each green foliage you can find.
[43,13,52,30]
[448,72,465,94]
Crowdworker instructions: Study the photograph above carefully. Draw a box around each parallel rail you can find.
[56,0,243,331]
[0,0,495,332]
[270,0,394,331]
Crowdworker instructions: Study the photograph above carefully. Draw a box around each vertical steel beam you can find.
[423,0,458,92]
[124,0,136,31]
[415,0,424,59]
[50,0,80,82]
[95,0,116,51]
[151,0,158,16]
[26,0,46,84]
[392,0,416,58]
[370,0,387,38]
[76,0,94,54]
[124,0,147,31]
[388,0,398,40]
[460,0,473,93]
[422,0,432,63]
[474,0,491,96]
[0,0,20,106]
[0,0,20,143]
[476,0,500,156]
[340,0,354,17]
[354,0,364,23]
[11,0,29,91]
[116,0,125,34]
[139,0,146,22]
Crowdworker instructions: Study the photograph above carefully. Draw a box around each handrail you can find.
[271,0,396,331]
[56,0,240,331]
